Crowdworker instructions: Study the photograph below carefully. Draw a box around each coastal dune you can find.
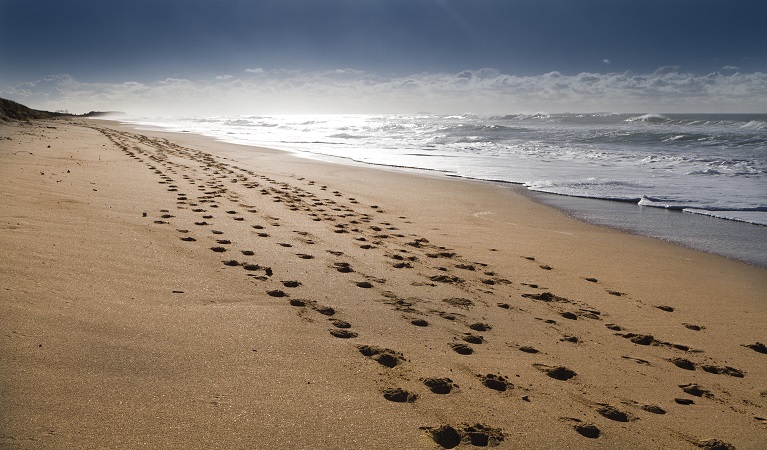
[1,118,765,449]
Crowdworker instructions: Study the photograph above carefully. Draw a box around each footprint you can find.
[701,365,744,377]
[443,297,473,309]
[679,383,713,398]
[518,345,540,354]
[669,357,696,371]
[468,322,491,332]
[329,319,351,328]
[357,345,405,368]
[450,343,473,355]
[422,423,504,448]
[312,305,336,316]
[743,342,767,354]
[522,292,568,302]
[534,364,577,381]
[478,374,512,392]
[430,275,463,284]
[695,439,736,450]
[462,333,483,344]
[422,377,456,394]
[573,422,600,439]
[335,262,354,273]
[382,388,418,403]
[329,329,358,339]
[641,404,666,414]
[596,404,631,422]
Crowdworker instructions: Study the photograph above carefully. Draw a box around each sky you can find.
[1,0,766,115]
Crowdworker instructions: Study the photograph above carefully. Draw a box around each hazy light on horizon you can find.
[4,68,766,116]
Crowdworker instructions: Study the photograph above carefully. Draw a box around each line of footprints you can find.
[92,124,762,449]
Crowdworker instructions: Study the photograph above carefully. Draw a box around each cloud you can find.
[722,65,740,71]
[603,59,611,64]
[3,68,766,115]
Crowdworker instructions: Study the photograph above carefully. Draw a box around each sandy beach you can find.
[1,118,766,449]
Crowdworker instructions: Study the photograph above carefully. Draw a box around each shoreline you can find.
[2,118,765,449]
[117,117,767,268]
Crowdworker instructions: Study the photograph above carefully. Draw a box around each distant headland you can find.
[0,97,125,122]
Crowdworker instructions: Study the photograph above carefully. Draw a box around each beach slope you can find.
[1,118,765,449]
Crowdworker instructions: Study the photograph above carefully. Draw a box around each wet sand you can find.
[1,118,765,449]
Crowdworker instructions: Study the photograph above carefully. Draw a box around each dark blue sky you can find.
[2,0,764,83]
[1,0,765,114]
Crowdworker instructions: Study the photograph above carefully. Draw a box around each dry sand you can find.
[1,118,765,449]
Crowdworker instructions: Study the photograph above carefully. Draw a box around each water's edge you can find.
[113,118,767,268]
[523,189,767,268]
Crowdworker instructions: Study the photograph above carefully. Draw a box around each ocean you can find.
[118,113,767,266]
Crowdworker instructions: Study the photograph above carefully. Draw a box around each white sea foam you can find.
[119,113,767,227]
